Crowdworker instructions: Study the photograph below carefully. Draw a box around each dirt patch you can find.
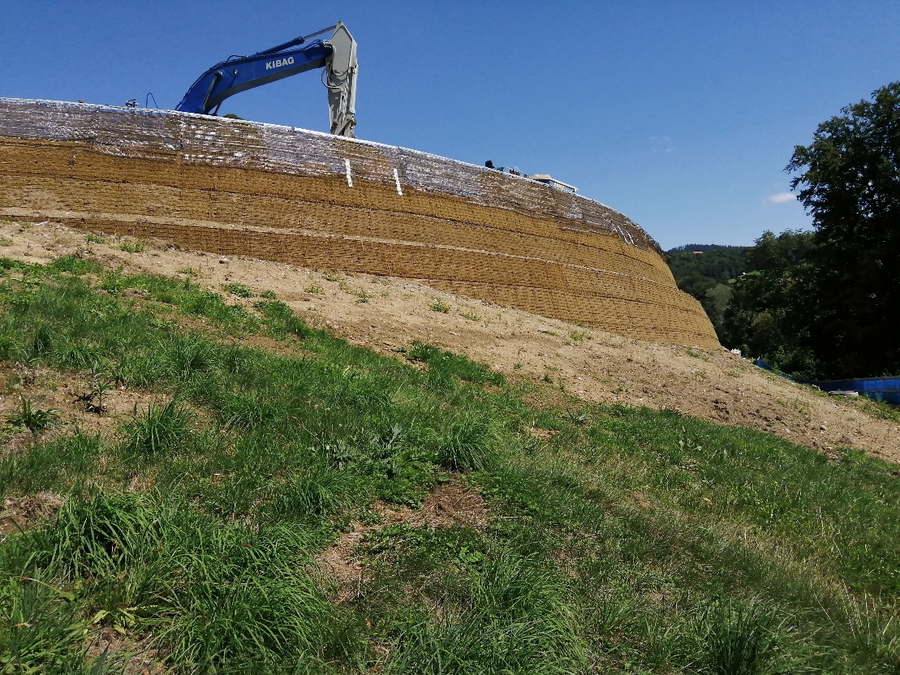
[0,491,63,535]
[85,627,167,675]
[0,364,165,452]
[316,482,488,604]
[0,219,897,464]
[529,427,560,440]
[373,482,489,531]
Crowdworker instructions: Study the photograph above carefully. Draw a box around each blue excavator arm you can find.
[175,22,357,137]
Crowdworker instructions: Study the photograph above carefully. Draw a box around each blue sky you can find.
[3,1,899,249]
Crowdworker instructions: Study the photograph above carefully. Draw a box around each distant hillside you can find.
[665,245,749,284]
[665,245,750,337]
[667,244,743,253]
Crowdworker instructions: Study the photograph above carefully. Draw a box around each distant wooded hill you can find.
[665,246,749,338]
[666,245,749,283]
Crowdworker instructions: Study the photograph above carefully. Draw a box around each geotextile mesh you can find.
[0,98,718,348]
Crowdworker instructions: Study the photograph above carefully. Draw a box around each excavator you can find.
[174,22,358,137]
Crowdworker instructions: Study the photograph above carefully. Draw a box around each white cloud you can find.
[649,136,674,154]
[766,192,796,204]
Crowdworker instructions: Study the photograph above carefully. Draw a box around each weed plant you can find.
[8,396,57,434]
[117,240,145,253]
[222,282,252,298]
[0,257,899,672]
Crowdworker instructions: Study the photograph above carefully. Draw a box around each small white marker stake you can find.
[344,159,353,187]
[393,168,403,196]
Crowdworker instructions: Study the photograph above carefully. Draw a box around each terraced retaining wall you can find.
[0,98,718,348]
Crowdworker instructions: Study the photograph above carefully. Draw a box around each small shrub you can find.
[86,371,114,414]
[430,301,451,313]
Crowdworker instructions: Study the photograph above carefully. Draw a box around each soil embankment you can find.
[1,219,896,463]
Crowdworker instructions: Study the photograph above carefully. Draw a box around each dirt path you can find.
[1,219,897,463]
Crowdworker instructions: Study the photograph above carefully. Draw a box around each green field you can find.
[1,255,898,674]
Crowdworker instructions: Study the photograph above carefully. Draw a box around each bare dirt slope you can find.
[1,218,897,464]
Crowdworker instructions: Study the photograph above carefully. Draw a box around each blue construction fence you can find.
[756,359,900,405]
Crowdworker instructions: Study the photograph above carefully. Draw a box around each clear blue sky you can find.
[3,1,899,249]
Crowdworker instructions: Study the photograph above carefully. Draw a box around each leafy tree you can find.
[787,81,900,376]
[703,283,732,332]
[722,230,819,376]
[745,229,815,273]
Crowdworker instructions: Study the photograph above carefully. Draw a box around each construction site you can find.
[0,97,717,349]
[2,93,897,458]
[2,20,900,672]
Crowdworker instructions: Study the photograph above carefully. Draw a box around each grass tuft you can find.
[222,282,252,298]
[407,341,503,387]
[8,397,57,435]
[121,399,191,459]
[386,550,585,674]
[438,412,499,472]
[693,599,787,675]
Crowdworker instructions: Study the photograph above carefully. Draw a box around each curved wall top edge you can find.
[0,97,662,255]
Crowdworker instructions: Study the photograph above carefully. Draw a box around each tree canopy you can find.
[787,81,900,376]
[680,83,900,379]
[722,230,819,377]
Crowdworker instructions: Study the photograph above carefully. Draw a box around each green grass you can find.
[222,282,252,298]
[117,240,145,253]
[8,397,57,434]
[120,398,192,460]
[0,255,899,673]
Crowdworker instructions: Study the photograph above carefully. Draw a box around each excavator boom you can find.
[175,22,357,137]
